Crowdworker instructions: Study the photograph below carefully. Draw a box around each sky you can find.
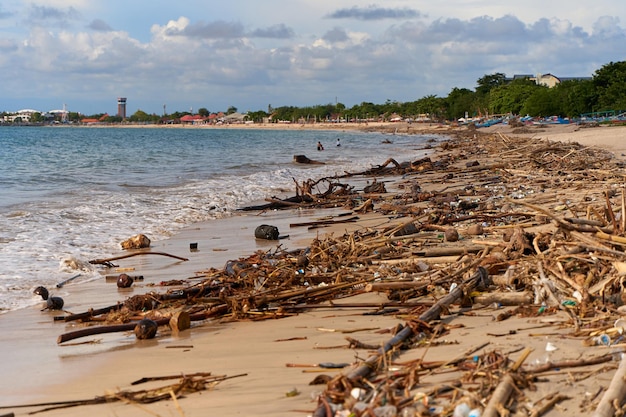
[1,1,625,116]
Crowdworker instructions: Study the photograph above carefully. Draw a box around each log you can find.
[59,304,123,322]
[592,353,626,417]
[482,373,516,417]
[57,306,228,343]
[473,291,533,306]
[170,311,191,332]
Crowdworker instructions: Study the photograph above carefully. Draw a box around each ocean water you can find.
[0,126,436,313]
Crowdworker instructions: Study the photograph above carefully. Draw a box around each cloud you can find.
[2,5,625,115]
[26,5,81,26]
[0,6,15,19]
[166,19,245,39]
[248,24,295,39]
[88,18,113,32]
[322,27,349,43]
[328,5,421,21]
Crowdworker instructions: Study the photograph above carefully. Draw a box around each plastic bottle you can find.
[373,405,398,417]
[468,409,482,417]
[453,403,470,417]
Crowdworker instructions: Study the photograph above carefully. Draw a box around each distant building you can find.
[117,97,127,119]
[507,73,592,88]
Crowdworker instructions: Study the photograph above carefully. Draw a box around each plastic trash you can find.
[453,403,470,417]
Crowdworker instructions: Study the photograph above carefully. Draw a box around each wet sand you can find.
[2,121,626,417]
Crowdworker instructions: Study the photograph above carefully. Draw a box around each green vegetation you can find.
[254,61,626,123]
[3,61,625,125]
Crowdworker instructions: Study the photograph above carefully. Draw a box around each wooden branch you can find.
[592,354,626,417]
[89,251,188,265]
[289,216,359,227]
[482,373,516,417]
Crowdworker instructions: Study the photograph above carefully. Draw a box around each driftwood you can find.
[293,154,325,164]
[592,354,626,417]
[312,267,489,417]
[88,251,188,266]
[30,137,626,416]
[0,373,246,414]
[57,307,227,344]
[289,216,359,228]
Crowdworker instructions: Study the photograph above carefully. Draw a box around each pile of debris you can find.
[51,130,626,416]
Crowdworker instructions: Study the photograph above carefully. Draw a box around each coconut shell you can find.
[117,273,134,288]
[466,224,484,235]
[134,318,158,340]
[444,228,459,242]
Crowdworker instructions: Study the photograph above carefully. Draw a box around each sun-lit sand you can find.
[2,122,626,417]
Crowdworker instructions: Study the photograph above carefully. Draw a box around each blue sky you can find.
[1,1,625,116]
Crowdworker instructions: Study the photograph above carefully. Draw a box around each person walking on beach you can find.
[336,138,341,147]
[317,141,324,151]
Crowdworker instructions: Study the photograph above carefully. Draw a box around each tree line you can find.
[5,61,625,125]
[261,60,626,124]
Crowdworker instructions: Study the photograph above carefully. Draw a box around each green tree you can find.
[476,73,507,96]
[488,78,540,115]
[247,110,268,123]
[593,61,626,111]
[198,108,210,117]
[129,109,159,123]
[445,88,476,120]
[416,95,445,120]
[520,87,560,117]
[30,112,44,123]
[226,106,238,115]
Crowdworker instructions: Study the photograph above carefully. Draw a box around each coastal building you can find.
[117,97,127,119]
[2,109,38,123]
[508,73,592,88]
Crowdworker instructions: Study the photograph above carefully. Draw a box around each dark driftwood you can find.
[293,154,325,164]
[88,251,188,265]
[238,195,314,211]
[58,304,123,322]
[289,216,359,228]
[57,306,228,344]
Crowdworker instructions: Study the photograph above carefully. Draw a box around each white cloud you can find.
[0,1,625,114]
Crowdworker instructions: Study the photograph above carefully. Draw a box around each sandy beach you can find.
[3,121,626,417]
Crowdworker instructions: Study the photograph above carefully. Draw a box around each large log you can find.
[57,306,227,344]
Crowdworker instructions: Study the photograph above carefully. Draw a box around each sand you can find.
[2,121,626,417]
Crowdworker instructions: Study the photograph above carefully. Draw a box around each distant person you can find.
[336,138,341,147]
[317,141,324,151]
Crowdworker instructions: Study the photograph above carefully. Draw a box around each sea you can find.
[0,126,437,313]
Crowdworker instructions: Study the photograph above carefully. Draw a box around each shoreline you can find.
[3,122,626,416]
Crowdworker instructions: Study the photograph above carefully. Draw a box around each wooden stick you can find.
[592,353,626,417]
[290,216,359,227]
[473,291,533,306]
[482,373,516,417]
[56,273,81,288]
[89,251,188,265]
